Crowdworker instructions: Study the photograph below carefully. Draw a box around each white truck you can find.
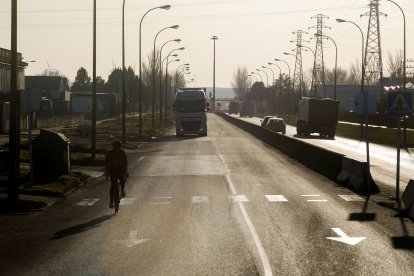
[173,87,209,137]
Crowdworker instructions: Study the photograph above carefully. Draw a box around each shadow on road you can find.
[153,135,206,143]
[391,216,414,250]
[49,215,113,240]
[348,195,377,222]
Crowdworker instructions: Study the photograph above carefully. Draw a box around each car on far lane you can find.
[260,116,276,127]
[265,117,286,134]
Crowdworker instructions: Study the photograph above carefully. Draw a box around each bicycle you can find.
[106,172,128,214]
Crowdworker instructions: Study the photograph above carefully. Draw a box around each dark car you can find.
[265,117,286,134]
[260,116,276,127]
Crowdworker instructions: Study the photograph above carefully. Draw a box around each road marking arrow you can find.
[326,228,366,245]
[120,230,150,248]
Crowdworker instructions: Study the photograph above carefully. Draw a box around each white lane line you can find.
[224,174,273,276]
[307,199,328,202]
[265,195,288,202]
[339,195,365,202]
[229,195,249,202]
[191,196,209,204]
[151,202,171,205]
[138,157,144,162]
[76,199,100,206]
[301,195,320,197]
[120,198,136,205]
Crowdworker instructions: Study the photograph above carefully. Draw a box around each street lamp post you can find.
[275,58,291,80]
[159,39,181,125]
[268,63,282,115]
[166,58,180,120]
[336,18,371,196]
[139,4,171,135]
[262,66,275,85]
[153,25,179,128]
[211,36,218,110]
[248,74,258,82]
[92,0,97,156]
[275,58,292,114]
[384,2,407,203]
[315,33,338,100]
[121,0,126,144]
[257,69,268,86]
[163,47,184,122]
[251,71,262,83]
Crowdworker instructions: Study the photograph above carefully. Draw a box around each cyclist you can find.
[105,140,128,209]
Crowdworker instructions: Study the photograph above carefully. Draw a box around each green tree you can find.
[71,67,91,92]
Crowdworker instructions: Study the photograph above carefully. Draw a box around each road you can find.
[0,113,413,275]
[235,115,414,196]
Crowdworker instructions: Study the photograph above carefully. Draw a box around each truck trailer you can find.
[173,87,209,137]
[296,97,339,138]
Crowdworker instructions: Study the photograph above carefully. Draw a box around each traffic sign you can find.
[387,92,412,116]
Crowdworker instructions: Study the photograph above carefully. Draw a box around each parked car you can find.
[265,117,286,134]
[260,116,276,127]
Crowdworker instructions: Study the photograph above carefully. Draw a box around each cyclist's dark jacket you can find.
[105,149,128,175]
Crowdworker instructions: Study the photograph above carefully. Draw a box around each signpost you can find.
[387,91,413,211]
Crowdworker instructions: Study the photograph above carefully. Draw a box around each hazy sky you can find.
[1,0,413,88]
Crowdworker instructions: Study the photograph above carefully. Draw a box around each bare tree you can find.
[347,60,361,85]
[325,67,348,85]
[231,66,250,99]
[386,50,403,78]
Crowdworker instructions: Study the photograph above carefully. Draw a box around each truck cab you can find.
[173,88,209,137]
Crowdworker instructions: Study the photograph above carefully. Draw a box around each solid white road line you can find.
[229,195,249,202]
[138,157,144,162]
[120,198,136,205]
[224,174,273,276]
[191,196,209,204]
[339,194,365,202]
[307,199,328,202]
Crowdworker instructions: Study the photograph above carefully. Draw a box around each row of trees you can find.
[231,51,408,114]
[70,50,187,112]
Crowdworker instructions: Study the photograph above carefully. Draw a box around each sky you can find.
[1,0,413,88]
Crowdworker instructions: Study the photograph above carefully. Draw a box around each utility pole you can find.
[211,36,218,110]
[361,0,386,92]
[91,0,97,158]
[309,14,330,98]
[9,0,19,203]
[292,30,306,98]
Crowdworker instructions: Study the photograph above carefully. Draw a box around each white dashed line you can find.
[191,196,209,204]
[339,195,365,202]
[76,199,100,206]
[229,195,249,202]
[138,157,144,162]
[265,195,288,202]
[307,199,328,202]
[120,198,136,205]
[301,195,320,197]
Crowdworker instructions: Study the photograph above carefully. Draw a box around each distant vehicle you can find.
[260,116,276,127]
[265,117,286,134]
[228,101,239,114]
[240,101,254,117]
[296,97,339,138]
[173,87,209,137]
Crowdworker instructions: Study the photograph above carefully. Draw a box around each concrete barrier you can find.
[336,157,379,194]
[401,180,414,212]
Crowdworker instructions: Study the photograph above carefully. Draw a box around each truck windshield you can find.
[176,99,205,112]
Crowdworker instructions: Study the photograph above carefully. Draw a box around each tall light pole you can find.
[268,63,282,115]
[336,18,371,195]
[262,66,274,85]
[257,68,268,86]
[159,39,181,125]
[211,36,218,110]
[91,0,97,157]
[384,1,407,191]
[248,74,258,82]
[9,0,19,203]
[385,0,406,90]
[175,63,189,96]
[275,58,291,80]
[275,58,292,113]
[121,0,126,144]
[139,4,171,135]
[315,33,338,100]
[251,71,262,82]
[166,58,180,121]
[153,25,179,128]
[164,47,184,122]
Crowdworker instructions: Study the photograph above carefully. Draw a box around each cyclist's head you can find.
[111,140,122,149]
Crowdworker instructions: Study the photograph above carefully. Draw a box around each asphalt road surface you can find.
[236,115,414,196]
[1,113,413,275]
